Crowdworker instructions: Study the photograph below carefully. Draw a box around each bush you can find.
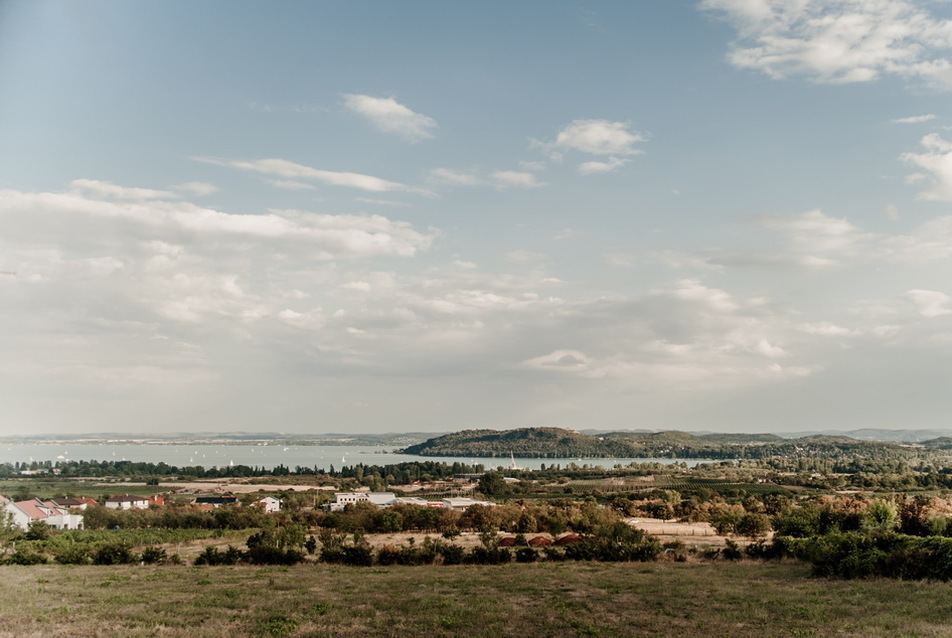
[140,546,168,565]
[25,521,52,541]
[542,546,566,562]
[467,546,511,565]
[515,547,537,563]
[437,542,466,565]
[194,545,243,566]
[54,544,91,565]
[722,540,742,561]
[92,543,137,565]
[245,546,305,565]
[320,545,373,566]
[8,549,47,565]
[744,540,783,560]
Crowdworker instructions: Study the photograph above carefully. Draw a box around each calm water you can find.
[0,443,708,471]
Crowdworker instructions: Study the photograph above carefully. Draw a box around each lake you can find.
[0,443,710,472]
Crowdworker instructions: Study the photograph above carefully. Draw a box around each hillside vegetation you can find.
[401,427,912,460]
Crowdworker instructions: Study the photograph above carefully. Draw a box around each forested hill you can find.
[400,427,914,460]
[400,428,635,458]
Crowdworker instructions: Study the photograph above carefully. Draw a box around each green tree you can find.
[25,520,51,541]
[863,500,898,532]
[736,513,771,538]
[478,471,510,498]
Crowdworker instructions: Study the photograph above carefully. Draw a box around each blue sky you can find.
[3,0,952,435]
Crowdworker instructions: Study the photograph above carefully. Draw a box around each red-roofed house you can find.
[2,498,84,531]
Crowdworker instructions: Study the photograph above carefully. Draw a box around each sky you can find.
[4,1,952,435]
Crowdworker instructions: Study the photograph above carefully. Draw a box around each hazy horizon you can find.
[4,1,952,435]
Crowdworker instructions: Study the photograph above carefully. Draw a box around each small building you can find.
[105,494,150,510]
[253,496,281,513]
[440,497,496,511]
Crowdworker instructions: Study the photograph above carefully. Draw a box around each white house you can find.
[329,492,395,511]
[104,494,150,510]
[2,498,84,531]
[254,496,281,513]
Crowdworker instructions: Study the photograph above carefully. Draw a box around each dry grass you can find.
[628,517,729,546]
[2,561,952,637]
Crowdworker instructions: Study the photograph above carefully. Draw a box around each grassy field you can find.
[2,561,951,637]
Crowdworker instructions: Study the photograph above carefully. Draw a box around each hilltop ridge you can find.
[400,427,912,460]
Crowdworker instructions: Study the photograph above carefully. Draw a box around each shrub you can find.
[542,546,566,562]
[194,545,243,566]
[9,549,47,565]
[320,545,373,566]
[54,544,91,565]
[245,546,304,565]
[436,543,466,565]
[722,540,742,561]
[467,546,511,565]
[515,547,537,563]
[140,546,168,565]
[92,543,137,565]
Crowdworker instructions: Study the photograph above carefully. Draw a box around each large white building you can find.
[2,497,84,531]
[329,492,396,511]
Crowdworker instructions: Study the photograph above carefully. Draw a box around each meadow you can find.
[2,561,952,638]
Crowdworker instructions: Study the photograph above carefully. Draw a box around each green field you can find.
[2,561,951,637]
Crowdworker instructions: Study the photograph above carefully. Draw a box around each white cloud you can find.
[504,250,547,264]
[553,119,646,156]
[603,251,638,268]
[578,157,629,175]
[901,134,952,200]
[427,167,544,189]
[343,94,437,141]
[702,0,952,86]
[892,114,937,124]
[355,197,413,207]
[703,206,952,270]
[906,289,952,317]
[267,179,317,191]
[0,188,437,260]
[797,321,901,337]
[195,156,418,193]
[490,170,545,189]
[757,208,865,255]
[427,168,483,187]
[70,179,177,200]
[523,350,592,372]
[172,182,219,196]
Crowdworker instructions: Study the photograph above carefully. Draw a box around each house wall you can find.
[2,503,32,531]
[105,500,148,510]
[46,513,84,530]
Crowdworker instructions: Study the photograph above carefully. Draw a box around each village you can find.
[0,488,500,533]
